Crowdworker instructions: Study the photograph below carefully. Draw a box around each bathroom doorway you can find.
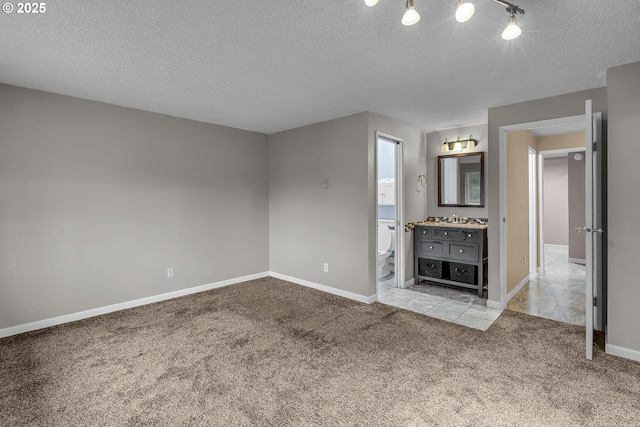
[376,133,403,294]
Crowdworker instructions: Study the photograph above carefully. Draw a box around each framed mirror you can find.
[438,152,484,207]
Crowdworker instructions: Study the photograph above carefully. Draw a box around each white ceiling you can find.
[1,0,639,134]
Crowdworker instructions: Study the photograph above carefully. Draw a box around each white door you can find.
[581,100,603,360]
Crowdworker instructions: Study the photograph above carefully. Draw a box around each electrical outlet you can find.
[167,267,174,278]
[323,263,328,272]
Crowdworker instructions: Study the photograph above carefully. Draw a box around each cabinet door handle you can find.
[444,232,448,236]
[468,233,472,237]
[459,249,464,253]
[429,246,433,249]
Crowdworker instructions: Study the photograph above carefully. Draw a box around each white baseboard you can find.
[507,275,529,303]
[269,272,377,304]
[605,344,640,363]
[0,272,270,339]
[487,300,504,310]
[568,258,586,265]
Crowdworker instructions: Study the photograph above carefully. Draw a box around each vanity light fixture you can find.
[364,0,524,39]
[440,135,478,153]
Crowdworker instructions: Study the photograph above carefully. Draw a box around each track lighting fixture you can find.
[401,0,420,26]
[364,0,525,39]
[455,1,475,23]
[501,13,522,40]
[494,0,524,39]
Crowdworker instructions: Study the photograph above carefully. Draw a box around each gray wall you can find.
[425,124,488,218]
[607,61,640,354]
[567,152,586,260]
[543,157,569,246]
[269,112,423,298]
[269,113,371,296]
[0,84,270,329]
[487,87,607,305]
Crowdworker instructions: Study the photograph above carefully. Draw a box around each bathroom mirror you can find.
[438,152,484,207]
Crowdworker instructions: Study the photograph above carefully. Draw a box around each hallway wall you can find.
[543,157,569,246]
[506,130,537,293]
[607,61,640,358]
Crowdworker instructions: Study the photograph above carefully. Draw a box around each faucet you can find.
[452,213,459,224]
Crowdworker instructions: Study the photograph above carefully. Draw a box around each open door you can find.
[580,100,604,360]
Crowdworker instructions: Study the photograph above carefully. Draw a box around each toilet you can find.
[377,224,393,278]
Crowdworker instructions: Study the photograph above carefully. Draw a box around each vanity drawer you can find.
[419,241,443,256]
[462,230,481,242]
[417,227,431,239]
[448,243,478,262]
[433,228,464,241]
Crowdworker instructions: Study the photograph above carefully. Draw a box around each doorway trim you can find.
[528,146,538,275]
[498,114,585,308]
[375,132,404,290]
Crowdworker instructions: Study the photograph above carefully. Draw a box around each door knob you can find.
[576,226,603,234]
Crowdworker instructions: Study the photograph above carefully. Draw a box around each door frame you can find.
[499,113,586,307]
[375,132,404,289]
[499,109,603,360]
[528,146,538,275]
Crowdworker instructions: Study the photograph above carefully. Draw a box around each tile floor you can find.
[507,244,586,326]
[377,274,502,331]
[377,244,585,330]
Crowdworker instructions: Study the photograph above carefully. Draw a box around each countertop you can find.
[413,221,488,230]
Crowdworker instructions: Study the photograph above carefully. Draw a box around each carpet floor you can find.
[1,277,639,426]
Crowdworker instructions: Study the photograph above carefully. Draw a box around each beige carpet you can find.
[1,277,639,426]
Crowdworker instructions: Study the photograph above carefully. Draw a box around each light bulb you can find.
[364,0,379,7]
[502,14,521,40]
[441,140,450,153]
[455,1,475,23]
[453,141,462,151]
[402,0,420,26]
[402,8,420,25]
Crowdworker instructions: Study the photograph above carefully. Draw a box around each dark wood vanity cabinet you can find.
[414,223,488,296]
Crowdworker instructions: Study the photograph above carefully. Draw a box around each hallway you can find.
[507,245,586,326]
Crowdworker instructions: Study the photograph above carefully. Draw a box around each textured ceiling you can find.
[1,0,640,134]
